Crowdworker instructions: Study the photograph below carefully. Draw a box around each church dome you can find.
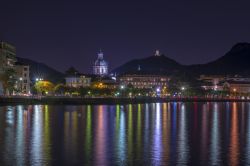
[95,58,108,66]
[93,51,109,76]
[94,51,108,66]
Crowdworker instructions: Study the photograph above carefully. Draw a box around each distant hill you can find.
[189,43,250,75]
[112,54,184,75]
[16,57,65,83]
[113,43,250,76]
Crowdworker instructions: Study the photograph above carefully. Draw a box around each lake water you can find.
[0,102,250,165]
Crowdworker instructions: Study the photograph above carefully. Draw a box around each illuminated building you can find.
[92,78,119,89]
[64,67,91,88]
[65,75,91,88]
[119,73,169,89]
[222,80,250,94]
[0,42,17,95]
[199,75,225,90]
[14,62,31,94]
[93,51,108,76]
[0,41,16,73]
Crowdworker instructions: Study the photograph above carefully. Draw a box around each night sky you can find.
[1,0,250,73]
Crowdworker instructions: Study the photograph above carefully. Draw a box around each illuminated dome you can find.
[93,51,108,76]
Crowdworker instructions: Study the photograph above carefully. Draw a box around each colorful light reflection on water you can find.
[0,102,250,165]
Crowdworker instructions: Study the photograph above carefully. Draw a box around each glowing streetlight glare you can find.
[181,87,185,91]
[120,85,125,89]
[156,88,160,92]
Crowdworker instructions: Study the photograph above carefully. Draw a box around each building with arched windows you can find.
[93,51,108,76]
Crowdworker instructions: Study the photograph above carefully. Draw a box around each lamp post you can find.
[181,86,185,98]
[19,77,23,94]
[156,87,161,97]
[233,88,237,98]
[120,85,125,97]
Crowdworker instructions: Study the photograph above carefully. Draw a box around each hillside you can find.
[189,43,250,75]
[16,57,65,83]
[112,54,184,75]
[113,43,250,76]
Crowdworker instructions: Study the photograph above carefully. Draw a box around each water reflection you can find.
[229,103,239,166]
[177,104,189,165]
[0,102,250,165]
[209,103,221,165]
[246,103,250,165]
[94,105,107,165]
[152,103,162,164]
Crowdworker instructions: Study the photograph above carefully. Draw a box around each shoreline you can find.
[0,96,250,105]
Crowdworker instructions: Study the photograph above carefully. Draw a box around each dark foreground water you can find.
[0,102,250,165]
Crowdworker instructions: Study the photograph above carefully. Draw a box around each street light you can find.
[35,77,43,82]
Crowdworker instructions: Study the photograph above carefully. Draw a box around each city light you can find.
[36,77,43,82]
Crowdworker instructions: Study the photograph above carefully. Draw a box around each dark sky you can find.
[1,0,250,73]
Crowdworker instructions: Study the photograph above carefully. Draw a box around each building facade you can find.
[0,42,16,73]
[222,80,250,94]
[65,75,91,88]
[93,51,108,76]
[0,42,17,95]
[14,62,31,94]
[119,74,169,89]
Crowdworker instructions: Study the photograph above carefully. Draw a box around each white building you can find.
[65,75,91,88]
[93,51,108,76]
[14,62,31,94]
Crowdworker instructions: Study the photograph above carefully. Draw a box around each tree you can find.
[34,81,55,95]
[54,84,66,95]
[79,87,90,97]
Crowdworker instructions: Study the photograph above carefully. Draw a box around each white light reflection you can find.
[118,108,126,161]
[177,103,189,165]
[210,103,221,165]
[31,105,43,166]
[144,103,149,151]
[6,106,14,125]
[153,103,162,164]
[15,106,24,166]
